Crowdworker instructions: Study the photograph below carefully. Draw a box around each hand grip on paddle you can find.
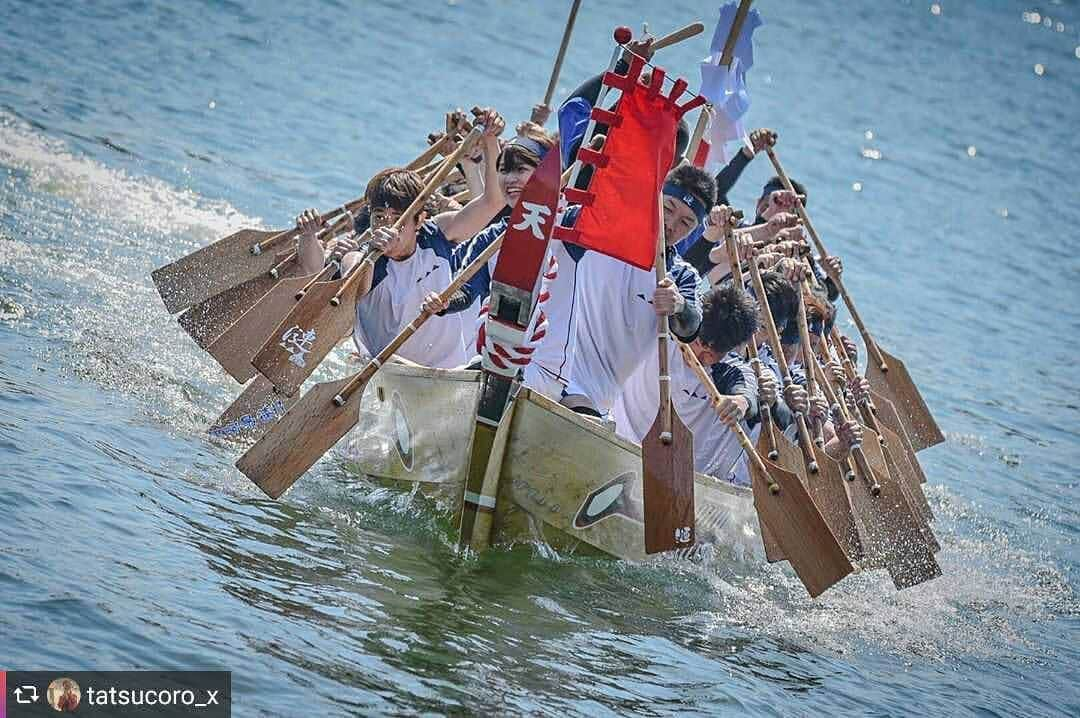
[327,126,488,308]
[332,227,508,407]
[677,343,778,494]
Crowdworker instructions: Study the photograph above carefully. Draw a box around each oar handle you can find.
[763,145,889,373]
[652,21,706,52]
[542,0,583,108]
[334,228,508,406]
[677,342,778,494]
[719,0,754,66]
[406,134,456,171]
[251,197,366,256]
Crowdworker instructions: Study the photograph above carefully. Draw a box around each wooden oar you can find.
[764,146,944,452]
[745,254,820,474]
[251,130,485,397]
[678,343,853,597]
[812,338,941,587]
[207,375,299,443]
[151,198,365,314]
[642,198,695,555]
[652,21,707,52]
[235,226,509,498]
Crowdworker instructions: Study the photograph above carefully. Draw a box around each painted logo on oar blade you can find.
[573,471,644,529]
[279,324,316,368]
[208,397,288,438]
[390,391,413,471]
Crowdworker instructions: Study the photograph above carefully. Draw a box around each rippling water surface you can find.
[2,0,1078,715]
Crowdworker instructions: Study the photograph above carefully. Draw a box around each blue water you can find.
[2,0,1078,715]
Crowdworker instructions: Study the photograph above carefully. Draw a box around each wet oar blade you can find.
[204,273,318,384]
[152,228,285,314]
[208,375,298,443]
[811,456,865,562]
[870,391,927,484]
[177,262,287,350]
[252,271,366,397]
[642,403,695,554]
[876,424,938,552]
[847,441,941,589]
[235,376,360,499]
[865,343,944,452]
[749,454,853,598]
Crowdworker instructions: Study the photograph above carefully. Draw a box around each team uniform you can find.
[353,220,483,368]
[565,247,702,417]
[453,206,590,399]
[612,346,758,478]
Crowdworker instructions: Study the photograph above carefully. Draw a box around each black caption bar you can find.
[4,671,230,718]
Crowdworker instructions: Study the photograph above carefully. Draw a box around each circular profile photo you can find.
[47,677,81,712]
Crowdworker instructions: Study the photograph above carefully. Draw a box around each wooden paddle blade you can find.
[754,429,789,562]
[846,440,941,589]
[204,273,317,384]
[871,391,927,484]
[811,456,865,562]
[235,376,361,499]
[876,424,939,552]
[176,257,290,350]
[642,403,695,554]
[749,454,853,598]
[865,343,944,452]
[207,375,298,443]
[252,270,367,396]
[152,228,286,314]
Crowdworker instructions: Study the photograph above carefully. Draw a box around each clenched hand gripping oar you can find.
[235,224,509,498]
[251,129,486,397]
[764,145,944,451]
[642,196,696,555]
[677,343,852,598]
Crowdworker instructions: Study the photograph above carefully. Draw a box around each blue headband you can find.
[662,182,708,227]
[504,135,549,161]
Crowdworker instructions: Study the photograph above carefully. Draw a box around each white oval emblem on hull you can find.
[390,391,414,471]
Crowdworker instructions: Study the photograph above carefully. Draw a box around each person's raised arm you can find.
[434,108,506,242]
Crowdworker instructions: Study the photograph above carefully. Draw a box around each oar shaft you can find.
[543,0,583,107]
[763,146,889,372]
[335,227,508,405]
[686,104,711,164]
[655,199,672,443]
[814,345,880,494]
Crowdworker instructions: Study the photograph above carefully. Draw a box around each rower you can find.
[561,164,715,418]
[294,108,507,369]
[612,282,761,477]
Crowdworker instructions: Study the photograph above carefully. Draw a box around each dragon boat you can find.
[339,362,763,560]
